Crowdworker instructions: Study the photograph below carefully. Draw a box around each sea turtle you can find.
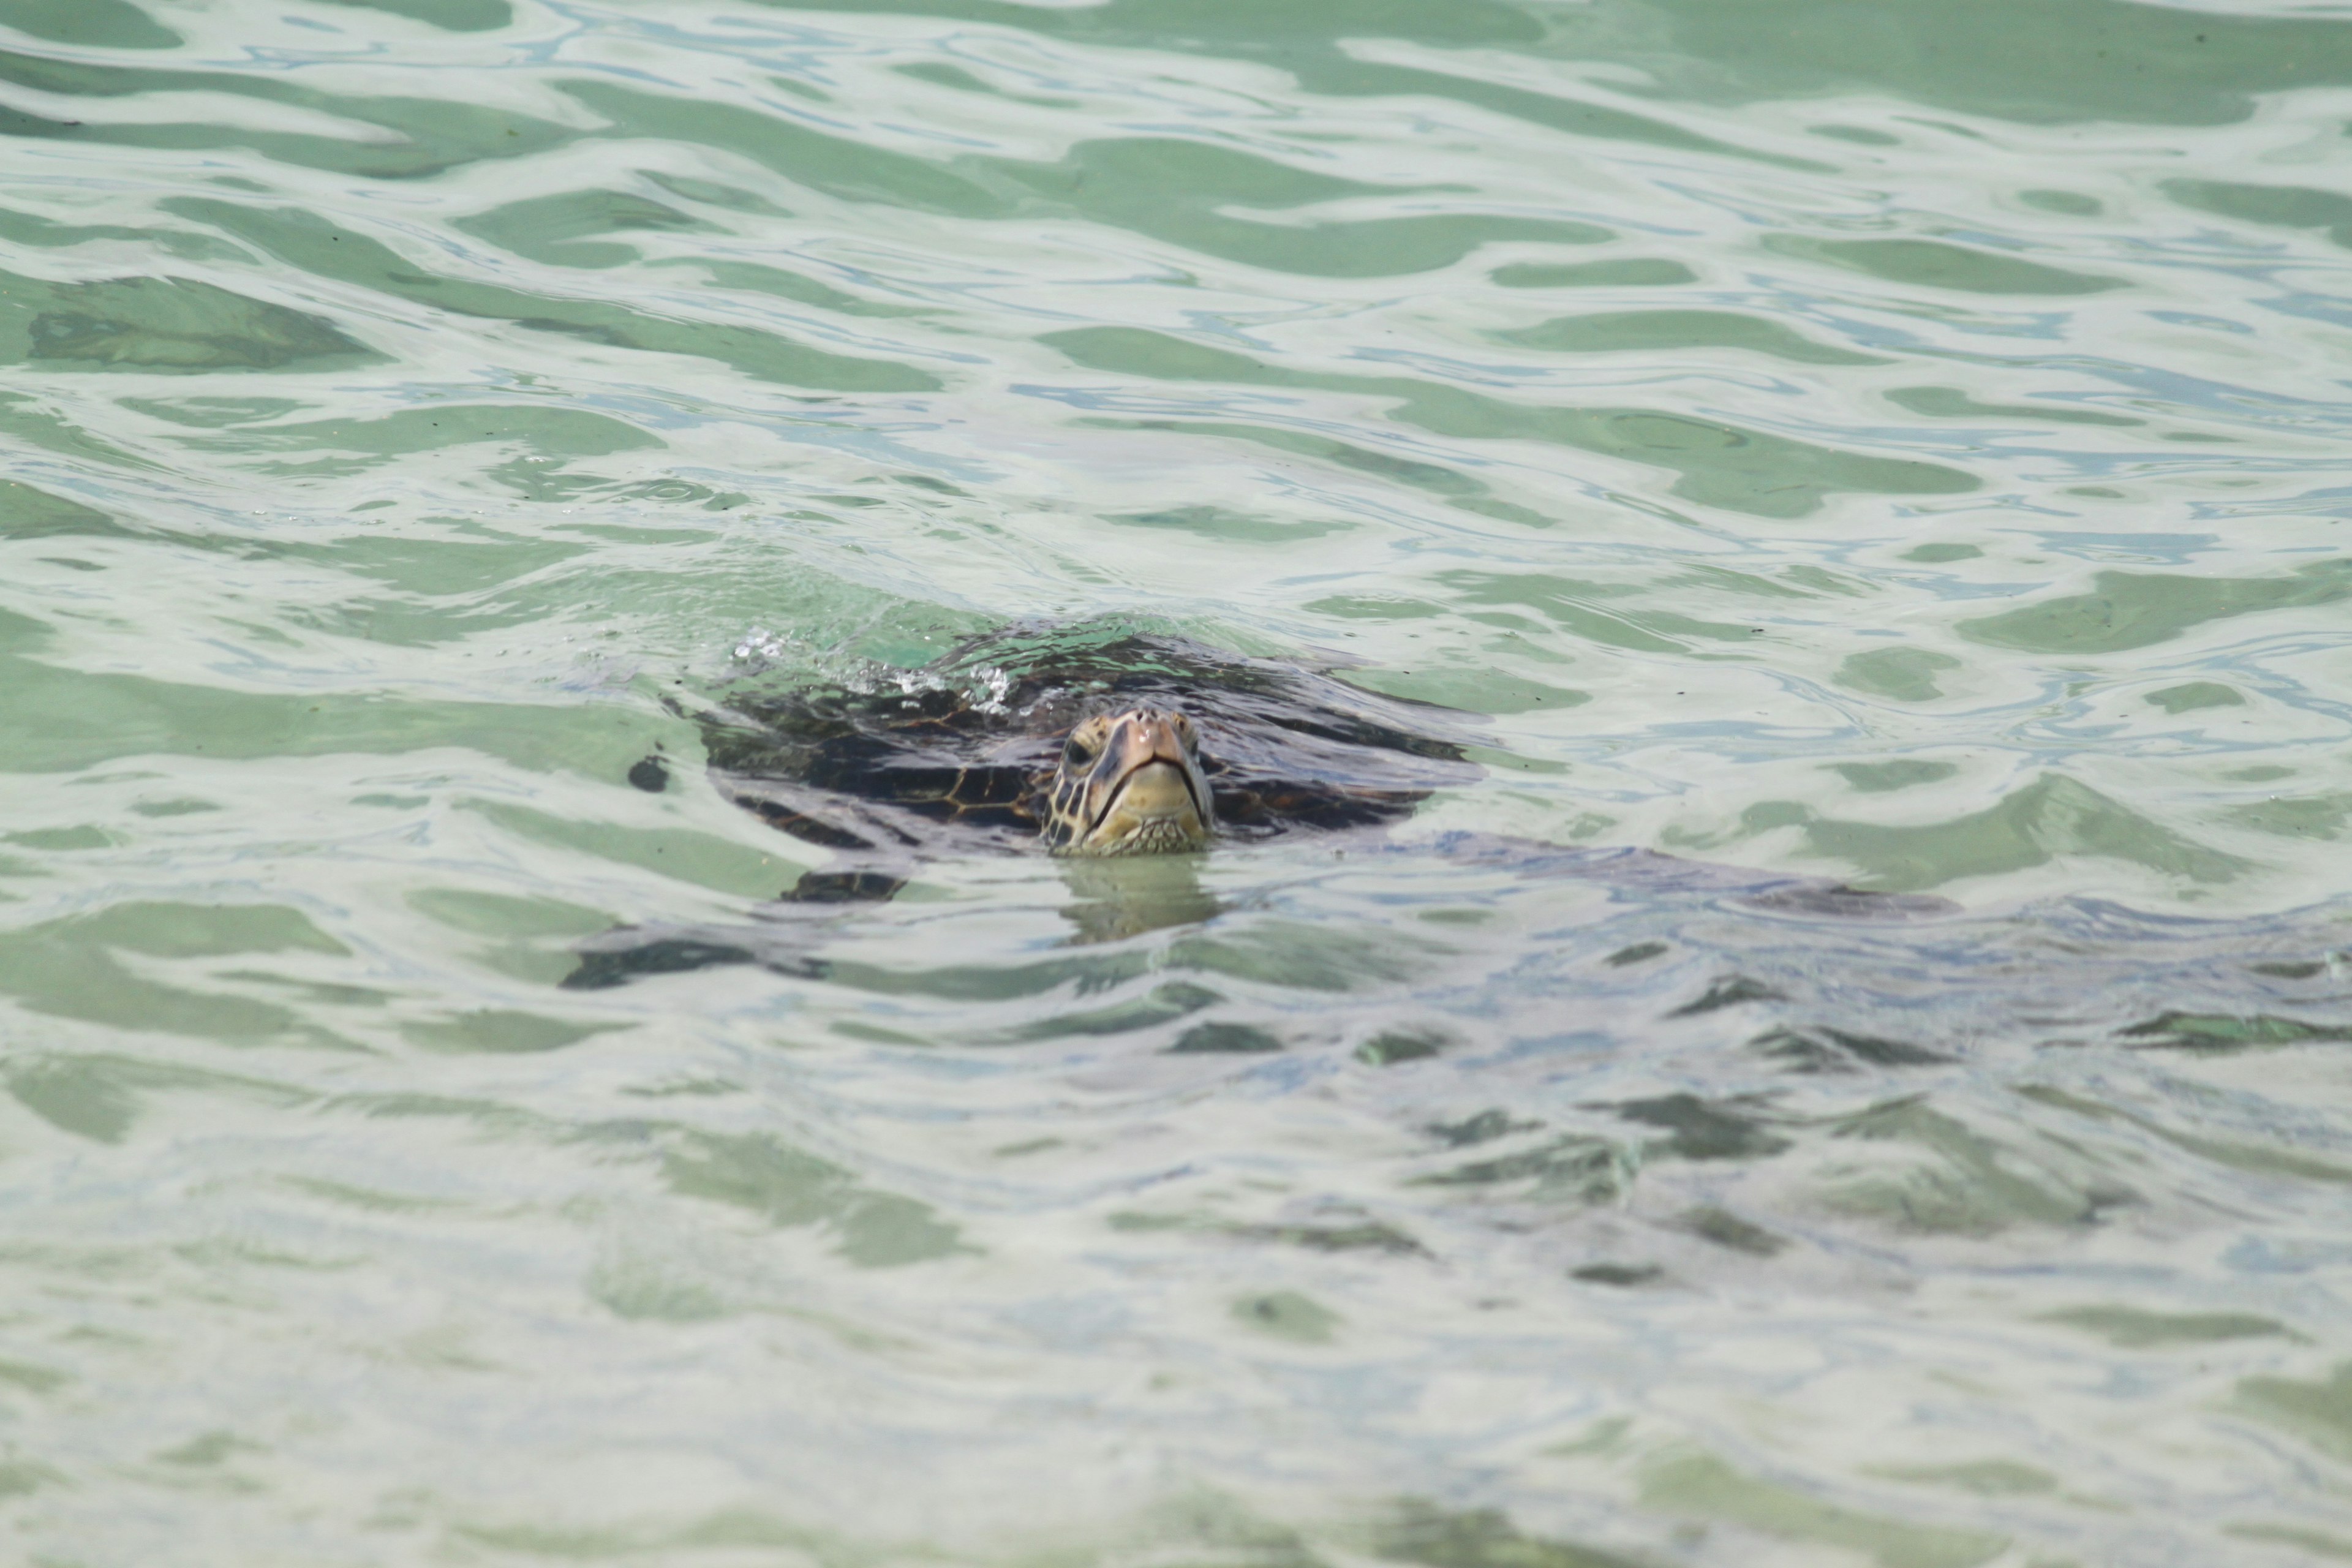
[695,621,1479,895]
[564,622,1947,989]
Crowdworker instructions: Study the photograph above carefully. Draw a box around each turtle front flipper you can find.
[786,867,909,903]
[739,795,875,851]
[725,789,911,901]
[559,861,927,988]
[711,770,931,903]
[564,932,767,990]
[560,916,829,990]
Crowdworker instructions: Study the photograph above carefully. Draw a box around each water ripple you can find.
[5,0,2352,1561]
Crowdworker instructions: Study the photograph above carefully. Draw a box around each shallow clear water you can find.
[6,0,2352,1562]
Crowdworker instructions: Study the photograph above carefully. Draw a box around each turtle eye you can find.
[1062,732,1096,765]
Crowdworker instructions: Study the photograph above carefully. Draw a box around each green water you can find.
[4,0,2352,1562]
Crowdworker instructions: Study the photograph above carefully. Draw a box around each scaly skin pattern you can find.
[1039,707,1215,856]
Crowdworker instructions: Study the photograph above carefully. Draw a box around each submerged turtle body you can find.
[693,625,1479,892]
[569,624,1956,989]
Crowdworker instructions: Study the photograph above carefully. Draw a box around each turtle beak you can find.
[1080,710,1212,854]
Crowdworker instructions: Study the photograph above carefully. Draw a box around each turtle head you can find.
[1042,706,1213,856]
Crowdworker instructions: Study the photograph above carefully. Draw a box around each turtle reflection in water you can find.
[565,625,1946,988]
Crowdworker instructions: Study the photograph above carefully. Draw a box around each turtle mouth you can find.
[1086,758,1210,852]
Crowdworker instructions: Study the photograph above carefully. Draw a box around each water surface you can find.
[5,0,2352,1562]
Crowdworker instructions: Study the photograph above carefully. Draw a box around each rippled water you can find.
[7,0,2352,1561]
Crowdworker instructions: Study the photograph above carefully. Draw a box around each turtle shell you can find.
[693,624,1480,859]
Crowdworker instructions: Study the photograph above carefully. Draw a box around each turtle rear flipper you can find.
[1426,833,1961,919]
[1738,882,1959,921]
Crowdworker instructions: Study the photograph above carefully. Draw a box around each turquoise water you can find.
[6,0,2352,1561]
